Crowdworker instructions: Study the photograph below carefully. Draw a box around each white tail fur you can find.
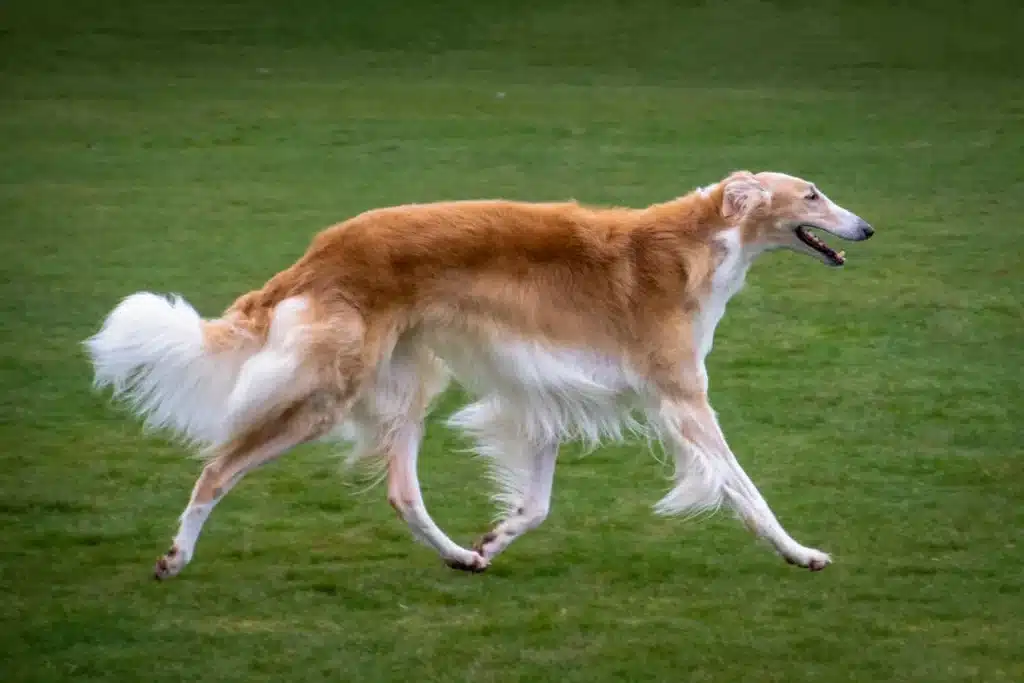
[85,292,312,447]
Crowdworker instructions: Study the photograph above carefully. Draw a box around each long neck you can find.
[694,227,761,366]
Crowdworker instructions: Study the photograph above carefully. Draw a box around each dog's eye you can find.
[805,189,819,201]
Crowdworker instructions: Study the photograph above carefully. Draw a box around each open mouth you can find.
[795,226,846,266]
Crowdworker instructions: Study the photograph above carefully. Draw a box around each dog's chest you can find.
[692,228,752,366]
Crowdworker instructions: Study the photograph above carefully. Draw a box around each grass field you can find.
[2,1,1022,681]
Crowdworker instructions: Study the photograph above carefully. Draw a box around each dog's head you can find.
[717,171,874,266]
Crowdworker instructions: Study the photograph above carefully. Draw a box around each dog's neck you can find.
[691,227,762,382]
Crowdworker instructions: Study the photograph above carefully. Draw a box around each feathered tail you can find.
[85,291,313,448]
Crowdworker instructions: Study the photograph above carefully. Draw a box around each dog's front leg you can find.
[655,391,831,571]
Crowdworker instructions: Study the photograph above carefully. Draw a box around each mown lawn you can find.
[1,1,1021,681]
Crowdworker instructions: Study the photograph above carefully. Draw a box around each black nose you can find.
[859,220,875,240]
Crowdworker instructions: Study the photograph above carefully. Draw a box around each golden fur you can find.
[211,175,748,409]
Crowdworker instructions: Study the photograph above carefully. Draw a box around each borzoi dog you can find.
[85,170,874,579]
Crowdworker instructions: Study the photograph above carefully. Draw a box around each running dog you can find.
[85,170,874,579]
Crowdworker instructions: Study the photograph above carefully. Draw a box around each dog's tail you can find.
[85,290,317,448]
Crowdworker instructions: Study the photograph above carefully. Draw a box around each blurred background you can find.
[2,1,1021,681]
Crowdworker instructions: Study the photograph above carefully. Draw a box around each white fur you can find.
[385,418,484,568]
[329,341,450,479]
[430,331,648,515]
[692,227,759,382]
[651,403,725,517]
[85,293,313,447]
[222,299,315,440]
[173,501,213,561]
[439,334,647,445]
[475,442,558,561]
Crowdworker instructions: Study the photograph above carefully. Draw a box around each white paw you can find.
[784,547,831,571]
[443,548,490,573]
[154,545,189,580]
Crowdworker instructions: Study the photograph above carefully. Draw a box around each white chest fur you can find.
[692,228,755,383]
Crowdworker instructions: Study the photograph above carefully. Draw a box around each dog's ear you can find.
[721,171,771,220]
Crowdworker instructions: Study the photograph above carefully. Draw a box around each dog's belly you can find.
[422,328,647,446]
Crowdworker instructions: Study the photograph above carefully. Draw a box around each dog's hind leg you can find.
[384,420,488,571]
[154,392,340,580]
[363,340,486,570]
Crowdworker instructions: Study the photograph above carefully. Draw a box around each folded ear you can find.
[721,171,771,220]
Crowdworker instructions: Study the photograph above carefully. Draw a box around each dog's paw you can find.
[444,550,489,573]
[784,547,831,571]
[153,545,188,580]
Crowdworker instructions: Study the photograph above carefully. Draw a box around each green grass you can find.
[2,1,1022,681]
